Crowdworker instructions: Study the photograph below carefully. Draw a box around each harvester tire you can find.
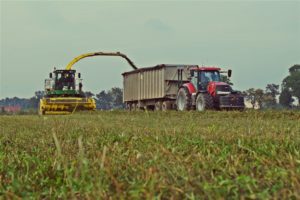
[176,87,192,111]
[196,93,214,111]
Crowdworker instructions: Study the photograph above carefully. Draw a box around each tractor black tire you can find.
[176,87,192,111]
[195,93,214,111]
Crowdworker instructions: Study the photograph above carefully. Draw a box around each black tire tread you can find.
[177,87,192,111]
[203,93,214,109]
[196,93,214,111]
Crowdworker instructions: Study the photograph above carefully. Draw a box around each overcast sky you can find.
[1,0,299,98]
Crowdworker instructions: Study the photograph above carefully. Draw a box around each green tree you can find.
[96,90,112,110]
[96,87,124,110]
[243,88,265,109]
[84,91,94,98]
[279,89,293,107]
[263,84,279,107]
[289,64,300,73]
[108,87,124,109]
[35,91,44,99]
[282,64,300,105]
[243,88,256,109]
[29,91,45,109]
[255,89,264,109]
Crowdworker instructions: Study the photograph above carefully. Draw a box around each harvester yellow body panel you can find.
[39,97,96,115]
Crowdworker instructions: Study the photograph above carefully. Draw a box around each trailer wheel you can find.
[126,103,132,111]
[162,101,172,111]
[196,93,214,111]
[131,103,136,111]
[155,102,162,111]
[176,87,191,111]
[145,105,154,111]
[134,103,141,111]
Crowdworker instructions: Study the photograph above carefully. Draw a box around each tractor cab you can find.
[189,67,232,94]
[190,67,223,91]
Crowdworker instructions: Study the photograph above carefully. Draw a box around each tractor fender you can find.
[182,83,196,94]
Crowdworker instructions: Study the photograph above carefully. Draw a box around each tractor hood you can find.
[207,81,232,96]
[209,81,228,87]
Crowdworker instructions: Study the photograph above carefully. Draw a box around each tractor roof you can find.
[190,66,221,71]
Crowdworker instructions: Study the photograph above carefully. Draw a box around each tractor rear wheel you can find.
[196,93,214,111]
[176,87,192,111]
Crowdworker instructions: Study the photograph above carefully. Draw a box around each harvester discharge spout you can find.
[65,51,138,70]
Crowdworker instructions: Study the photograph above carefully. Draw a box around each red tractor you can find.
[176,67,245,111]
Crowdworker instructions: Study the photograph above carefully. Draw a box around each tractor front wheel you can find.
[196,93,214,111]
[176,87,191,111]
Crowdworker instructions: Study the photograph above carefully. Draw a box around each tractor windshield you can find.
[200,71,220,83]
[55,72,76,90]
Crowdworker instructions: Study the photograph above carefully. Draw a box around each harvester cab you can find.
[176,66,244,111]
[46,69,82,96]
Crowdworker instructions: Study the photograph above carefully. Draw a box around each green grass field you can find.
[1,111,300,199]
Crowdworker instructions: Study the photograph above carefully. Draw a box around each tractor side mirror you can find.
[49,73,52,78]
[78,73,81,78]
[228,70,232,78]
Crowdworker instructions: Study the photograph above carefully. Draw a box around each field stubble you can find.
[0,110,300,199]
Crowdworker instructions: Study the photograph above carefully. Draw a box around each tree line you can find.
[85,87,124,110]
[241,64,299,109]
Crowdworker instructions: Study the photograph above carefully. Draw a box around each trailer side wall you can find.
[123,65,193,103]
